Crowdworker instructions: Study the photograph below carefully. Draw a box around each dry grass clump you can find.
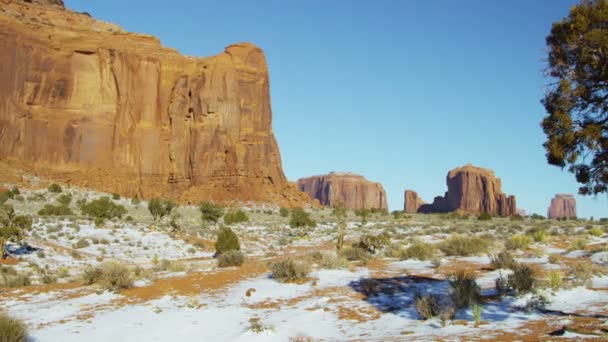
[342,246,370,262]
[0,267,31,288]
[449,270,480,308]
[0,312,28,342]
[307,251,348,269]
[490,250,518,270]
[508,264,536,294]
[569,260,596,286]
[506,234,533,250]
[402,240,436,261]
[217,250,245,268]
[82,261,132,292]
[414,294,440,319]
[271,258,311,282]
[438,235,489,256]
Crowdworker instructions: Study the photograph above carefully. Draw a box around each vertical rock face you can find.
[404,190,425,213]
[405,164,517,216]
[297,172,388,210]
[0,0,309,206]
[547,194,577,219]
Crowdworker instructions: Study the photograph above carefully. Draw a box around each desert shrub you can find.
[438,235,489,256]
[131,197,141,205]
[588,227,604,237]
[80,197,126,221]
[354,208,370,224]
[38,204,73,216]
[74,238,89,249]
[547,270,562,290]
[495,272,509,295]
[223,209,249,225]
[0,272,31,288]
[47,183,62,193]
[450,270,480,308]
[0,191,12,205]
[403,240,436,261]
[354,232,390,254]
[508,264,536,294]
[199,202,224,223]
[477,212,492,221]
[342,246,370,262]
[56,193,73,206]
[510,214,524,221]
[289,208,316,228]
[148,198,177,220]
[490,250,518,270]
[548,254,560,264]
[0,312,28,342]
[111,193,120,200]
[414,293,440,319]
[308,251,348,269]
[530,214,545,220]
[271,258,311,282]
[279,207,289,218]
[472,303,482,323]
[214,226,240,254]
[569,260,594,286]
[506,234,533,250]
[217,250,245,267]
[571,238,588,250]
[82,261,132,291]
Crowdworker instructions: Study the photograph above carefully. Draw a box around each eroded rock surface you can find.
[297,172,388,209]
[547,194,576,219]
[0,0,309,206]
[404,190,425,213]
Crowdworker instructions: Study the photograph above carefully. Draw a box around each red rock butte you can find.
[0,0,310,206]
[547,194,576,219]
[297,172,388,210]
[405,164,517,216]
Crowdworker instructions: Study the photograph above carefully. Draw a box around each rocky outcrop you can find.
[547,194,576,219]
[406,164,516,216]
[404,190,425,213]
[0,0,310,206]
[297,172,388,210]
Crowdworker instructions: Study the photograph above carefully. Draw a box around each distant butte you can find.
[297,173,388,210]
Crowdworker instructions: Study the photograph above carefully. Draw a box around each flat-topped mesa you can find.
[547,194,577,219]
[0,1,310,206]
[406,164,517,216]
[297,173,388,210]
[404,190,425,213]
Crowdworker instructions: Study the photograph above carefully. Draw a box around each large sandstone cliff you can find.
[547,194,576,219]
[408,164,516,216]
[403,190,424,213]
[0,0,309,205]
[297,172,388,210]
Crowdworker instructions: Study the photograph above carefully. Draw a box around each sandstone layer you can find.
[547,194,576,219]
[0,0,310,206]
[403,190,425,213]
[409,164,516,216]
[297,172,388,210]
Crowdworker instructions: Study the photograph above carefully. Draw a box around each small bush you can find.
[548,254,560,264]
[271,258,311,282]
[0,273,31,288]
[308,251,348,269]
[148,198,177,220]
[495,272,509,295]
[215,226,240,254]
[217,250,245,267]
[279,207,289,218]
[438,235,489,256]
[547,270,562,290]
[199,202,224,223]
[47,183,62,193]
[403,240,436,261]
[588,227,604,237]
[38,204,73,216]
[111,193,120,200]
[289,208,316,228]
[450,270,480,308]
[477,212,492,221]
[56,193,72,206]
[80,197,126,221]
[490,250,518,270]
[354,232,390,254]
[342,246,370,262]
[82,261,132,292]
[569,260,594,286]
[510,214,524,221]
[74,238,90,249]
[508,264,536,294]
[506,234,533,250]
[223,209,249,225]
[571,238,588,250]
[0,312,28,342]
[414,293,440,319]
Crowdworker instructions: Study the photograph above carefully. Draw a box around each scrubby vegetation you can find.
[80,197,127,222]
[223,209,249,225]
[217,250,245,267]
[438,235,489,256]
[148,198,177,220]
[214,226,240,254]
[289,208,316,229]
[271,258,311,282]
[0,312,28,342]
[449,270,480,308]
[1,205,32,258]
[82,261,132,292]
[47,183,62,193]
[508,264,536,294]
[38,203,74,216]
[402,240,436,260]
[199,202,224,223]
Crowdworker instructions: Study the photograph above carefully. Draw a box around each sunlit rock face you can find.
[547,194,576,219]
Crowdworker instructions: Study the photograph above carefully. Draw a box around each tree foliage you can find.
[80,197,126,221]
[199,202,224,223]
[215,226,240,254]
[0,205,32,258]
[148,198,177,220]
[289,208,316,228]
[542,0,608,195]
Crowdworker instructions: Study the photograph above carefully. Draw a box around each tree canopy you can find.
[541,0,608,195]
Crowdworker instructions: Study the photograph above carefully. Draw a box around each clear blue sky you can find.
[65,0,607,218]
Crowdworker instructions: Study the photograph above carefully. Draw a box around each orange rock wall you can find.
[297,173,388,210]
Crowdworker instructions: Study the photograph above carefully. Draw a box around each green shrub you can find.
[82,261,132,292]
[490,250,518,270]
[354,208,370,224]
[74,238,90,249]
[47,183,62,193]
[414,294,440,319]
[508,264,536,294]
[530,229,547,243]
[217,250,245,267]
[588,227,604,237]
[147,198,177,220]
[354,232,390,254]
[56,193,73,206]
[80,197,126,221]
[547,270,562,290]
[0,191,12,205]
[279,207,289,218]
[438,235,489,256]
[342,246,370,262]
[477,212,492,220]
[506,234,533,250]
[472,303,482,323]
[569,260,594,286]
[38,204,73,216]
[0,273,31,288]
[289,208,316,228]
[403,240,436,261]
[223,209,249,225]
[214,226,240,254]
[271,258,311,282]
[111,193,120,200]
[510,214,524,221]
[449,270,480,308]
[0,312,28,342]
[571,238,588,250]
[199,202,224,223]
